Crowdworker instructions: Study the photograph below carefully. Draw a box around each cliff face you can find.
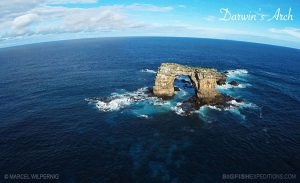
[153,63,223,102]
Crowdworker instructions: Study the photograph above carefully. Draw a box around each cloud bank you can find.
[0,0,299,49]
[1,1,165,40]
[269,27,300,39]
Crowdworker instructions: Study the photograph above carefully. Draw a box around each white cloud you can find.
[49,0,98,4]
[0,0,41,18]
[1,4,150,39]
[145,23,264,38]
[0,0,98,19]
[269,27,300,39]
[126,4,173,12]
[12,13,40,29]
[0,1,176,41]
[3,1,298,49]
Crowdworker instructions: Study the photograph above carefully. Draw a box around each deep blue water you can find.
[0,37,299,182]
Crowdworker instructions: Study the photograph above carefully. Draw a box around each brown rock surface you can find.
[229,81,239,86]
[153,63,224,104]
[216,73,227,85]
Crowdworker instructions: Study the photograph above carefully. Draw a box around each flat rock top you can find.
[157,63,219,77]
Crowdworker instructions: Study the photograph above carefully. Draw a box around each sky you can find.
[0,0,300,48]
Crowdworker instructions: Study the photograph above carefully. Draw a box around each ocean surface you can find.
[0,37,299,182]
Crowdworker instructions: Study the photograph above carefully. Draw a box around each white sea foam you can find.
[138,114,149,119]
[87,86,193,114]
[194,106,210,120]
[223,104,234,110]
[227,100,258,109]
[152,100,165,106]
[86,78,257,121]
[215,69,250,94]
[175,89,188,97]
[223,99,259,121]
[150,98,171,106]
[193,98,257,121]
[226,69,248,78]
[87,87,155,112]
[193,105,222,119]
[96,98,131,112]
[140,69,156,74]
[171,102,186,116]
[206,105,222,111]
[224,106,246,120]
[216,82,251,90]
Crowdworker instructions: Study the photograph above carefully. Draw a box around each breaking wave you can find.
[138,114,150,119]
[86,87,191,116]
[224,106,246,120]
[226,69,248,78]
[194,99,258,121]
[206,105,222,111]
[216,69,250,92]
[171,102,185,116]
[140,69,157,74]
[227,99,258,109]
[86,68,257,121]
[216,82,251,90]
[85,87,156,112]
[225,100,258,120]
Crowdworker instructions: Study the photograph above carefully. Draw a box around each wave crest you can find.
[86,87,153,112]
[226,69,248,78]
[140,69,157,74]
[171,102,186,116]
[216,83,251,90]
[227,99,258,109]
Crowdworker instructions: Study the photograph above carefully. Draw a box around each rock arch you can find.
[153,63,224,103]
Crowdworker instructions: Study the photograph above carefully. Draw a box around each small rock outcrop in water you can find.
[229,81,239,86]
[217,72,227,85]
[153,63,226,105]
[174,87,180,91]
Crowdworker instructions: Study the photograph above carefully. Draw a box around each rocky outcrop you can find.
[229,81,239,86]
[153,63,225,104]
[216,72,227,85]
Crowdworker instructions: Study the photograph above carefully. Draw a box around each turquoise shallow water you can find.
[0,37,299,182]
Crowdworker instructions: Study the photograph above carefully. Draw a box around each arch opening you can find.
[174,75,195,99]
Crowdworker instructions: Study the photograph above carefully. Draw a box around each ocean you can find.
[0,37,299,182]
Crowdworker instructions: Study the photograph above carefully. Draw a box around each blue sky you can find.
[0,0,299,48]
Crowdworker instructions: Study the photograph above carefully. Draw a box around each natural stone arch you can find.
[153,63,223,103]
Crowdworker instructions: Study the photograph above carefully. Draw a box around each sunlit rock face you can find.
[153,63,224,103]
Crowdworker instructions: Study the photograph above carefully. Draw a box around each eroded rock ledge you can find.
[153,63,226,105]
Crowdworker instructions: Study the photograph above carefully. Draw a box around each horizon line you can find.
[0,36,300,51]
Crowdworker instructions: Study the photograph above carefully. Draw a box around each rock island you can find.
[153,63,227,107]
